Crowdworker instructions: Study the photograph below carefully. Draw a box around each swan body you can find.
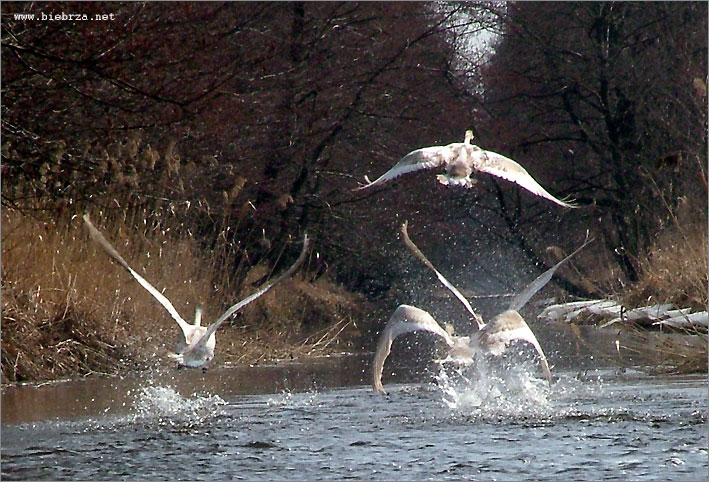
[357,130,576,208]
[83,213,310,368]
[172,304,217,368]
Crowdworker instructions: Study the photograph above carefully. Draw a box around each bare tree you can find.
[470,2,707,285]
[2,2,487,292]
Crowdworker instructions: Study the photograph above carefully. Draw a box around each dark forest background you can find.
[2,2,707,381]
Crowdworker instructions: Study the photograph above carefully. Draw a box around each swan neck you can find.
[194,305,203,326]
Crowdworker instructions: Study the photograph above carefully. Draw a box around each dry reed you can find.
[625,221,707,313]
[1,208,368,385]
[619,194,707,372]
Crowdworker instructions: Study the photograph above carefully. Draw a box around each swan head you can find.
[464,129,474,144]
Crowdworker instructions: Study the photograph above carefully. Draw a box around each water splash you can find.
[267,389,321,409]
[61,384,227,433]
[435,358,552,418]
[267,390,295,407]
[131,385,226,425]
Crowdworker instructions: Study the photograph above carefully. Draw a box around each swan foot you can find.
[436,174,476,188]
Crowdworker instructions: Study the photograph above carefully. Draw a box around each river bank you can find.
[2,209,706,386]
[1,209,382,385]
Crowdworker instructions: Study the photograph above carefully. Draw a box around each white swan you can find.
[372,306,551,394]
[371,223,591,393]
[356,130,576,208]
[83,213,310,369]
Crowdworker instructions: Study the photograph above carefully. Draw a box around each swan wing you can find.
[509,234,594,312]
[197,234,311,345]
[401,221,485,329]
[355,145,455,191]
[83,213,192,335]
[476,310,552,385]
[474,150,577,208]
[372,304,454,394]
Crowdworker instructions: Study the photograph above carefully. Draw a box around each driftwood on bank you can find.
[538,299,708,332]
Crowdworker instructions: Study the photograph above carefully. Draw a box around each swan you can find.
[83,213,310,369]
[371,223,591,393]
[372,306,551,394]
[356,130,576,208]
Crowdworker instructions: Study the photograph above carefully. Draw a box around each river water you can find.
[2,352,707,481]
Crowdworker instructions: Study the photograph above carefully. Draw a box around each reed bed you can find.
[624,221,707,313]
[619,199,707,373]
[1,208,367,384]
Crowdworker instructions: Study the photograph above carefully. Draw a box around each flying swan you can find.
[83,213,310,369]
[356,130,576,208]
[372,222,591,393]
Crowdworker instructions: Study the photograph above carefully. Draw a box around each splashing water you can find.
[266,389,321,409]
[435,358,552,418]
[131,385,226,424]
[2,362,706,481]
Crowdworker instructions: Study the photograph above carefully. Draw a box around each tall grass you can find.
[623,185,707,313]
[1,129,370,385]
[1,208,223,383]
[619,193,708,372]
[625,221,707,312]
[1,208,367,384]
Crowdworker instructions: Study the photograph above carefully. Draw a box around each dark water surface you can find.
[2,353,707,481]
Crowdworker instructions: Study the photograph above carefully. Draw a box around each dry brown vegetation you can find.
[622,205,707,373]
[625,212,707,314]
[2,3,706,384]
[1,208,370,384]
[618,329,707,374]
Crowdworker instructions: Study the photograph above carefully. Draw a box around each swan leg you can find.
[436,174,477,188]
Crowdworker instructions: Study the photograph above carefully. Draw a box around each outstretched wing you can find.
[355,145,455,191]
[476,310,552,386]
[474,150,577,208]
[372,304,454,394]
[401,221,485,330]
[196,234,311,346]
[509,234,594,312]
[83,213,192,336]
